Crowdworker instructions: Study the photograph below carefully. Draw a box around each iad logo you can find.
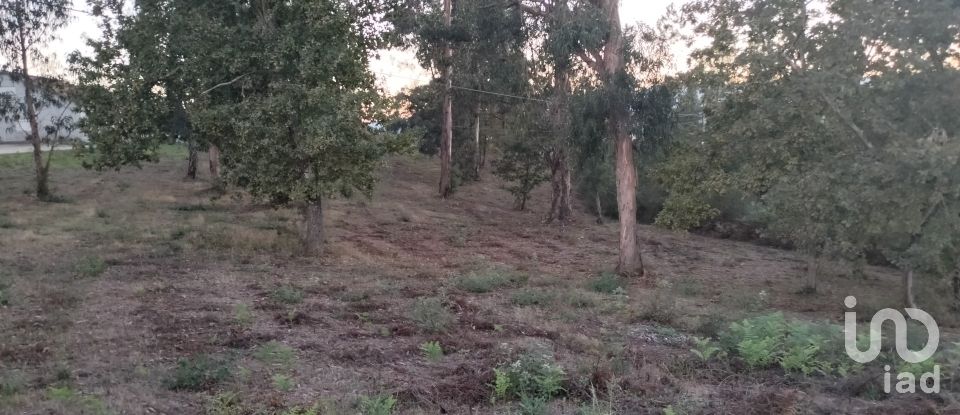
[844,296,940,393]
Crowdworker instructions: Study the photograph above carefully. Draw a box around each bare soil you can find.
[0,151,955,414]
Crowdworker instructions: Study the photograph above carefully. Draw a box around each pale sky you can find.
[40,0,684,92]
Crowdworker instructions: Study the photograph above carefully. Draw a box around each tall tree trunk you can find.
[595,191,604,224]
[952,267,960,312]
[186,139,199,180]
[547,67,573,223]
[903,268,916,309]
[438,0,454,197]
[613,116,642,275]
[473,102,481,179]
[805,257,820,293]
[19,39,48,199]
[302,199,325,256]
[598,0,643,276]
[208,144,221,179]
[546,151,573,223]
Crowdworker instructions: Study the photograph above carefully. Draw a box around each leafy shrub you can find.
[455,268,527,293]
[511,289,555,307]
[409,297,454,332]
[690,337,722,362]
[562,290,600,308]
[491,351,566,404]
[588,273,624,294]
[253,341,296,368]
[271,285,304,305]
[357,394,396,415]
[74,256,107,278]
[718,313,857,375]
[272,373,295,391]
[420,341,443,361]
[167,355,232,391]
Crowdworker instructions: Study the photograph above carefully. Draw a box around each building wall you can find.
[0,74,87,143]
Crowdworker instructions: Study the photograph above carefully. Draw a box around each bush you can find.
[167,355,232,391]
[491,351,566,404]
[718,313,858,375]
[271,285,305,305]
[357,394,396,415]
[409,297,454,333]
[74,256,107,278]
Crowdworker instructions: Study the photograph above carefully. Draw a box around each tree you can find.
[664,0,960,304]
[494,103,551,210]
[0,0,69,199]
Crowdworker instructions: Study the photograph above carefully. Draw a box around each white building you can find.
[0,72,86,143]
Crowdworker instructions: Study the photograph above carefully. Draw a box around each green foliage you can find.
[232,304,253,327]
[689,337,722,362]
[270,285,305,305]
[420,341,443,361]
[73,256,107,278]
[272,374,295,392]
[511,289,555,307]
[409,297,454,333]
[166,355,232,391]
[493,128,550,211]
[491,351,566,404]
[588,272,624,294]
[253,341,296,368]
[718,313,857,375]
[205,392,243,415]
[357,394,396,415]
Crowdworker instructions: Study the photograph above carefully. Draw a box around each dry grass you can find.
[0,149,953,414]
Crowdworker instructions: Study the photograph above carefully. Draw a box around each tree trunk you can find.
[438,0,454,197]
[473,103,481,179]
[20,41,48,199]
[598,0,643,276]
[547,152,573,223]
[595,192,604,224]
[546,66,573,223]
[302,199,325,256]
[208,144,221,179]
[186,139,199,180]
[952,268,960,312]
[804,257,820,293]
[613,116,643,276]
[903,268,916,309]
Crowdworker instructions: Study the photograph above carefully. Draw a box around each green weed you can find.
[166,355,232,391]
[357,394,397,415]
[588,273,623,294]
[74,256,107,278]
[253,341,296,368]
[271,285,305,305]
[511,289,555,307]
[455,268,527,293]
[420,341,444,361]
[272,373,295,391]
[409,297,454,333]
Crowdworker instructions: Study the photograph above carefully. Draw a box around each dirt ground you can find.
[0,150,956,414]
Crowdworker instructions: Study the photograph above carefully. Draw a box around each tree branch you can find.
[201,74,249,95]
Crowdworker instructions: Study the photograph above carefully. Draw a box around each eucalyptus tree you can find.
[0,0,69,199]
[663,0,960,304]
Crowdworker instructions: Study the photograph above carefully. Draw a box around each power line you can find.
[373,70,549,104]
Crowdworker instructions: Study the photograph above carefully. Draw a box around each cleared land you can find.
[0,148,955,414]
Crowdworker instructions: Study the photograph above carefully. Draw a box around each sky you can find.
[42,0,683,92]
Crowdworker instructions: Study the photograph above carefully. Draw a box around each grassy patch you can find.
[253,341,297,368]
[420,341,443,361]
[409,297,454,333]
[510,289,555,307]
[47,386,109,415]
[166,354,233,391]
[454,267,527,293]
[588,272,624,294]
[73,256,107,278]
[270,285,305,305]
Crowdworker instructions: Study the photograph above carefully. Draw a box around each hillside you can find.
[0,151,952,414]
